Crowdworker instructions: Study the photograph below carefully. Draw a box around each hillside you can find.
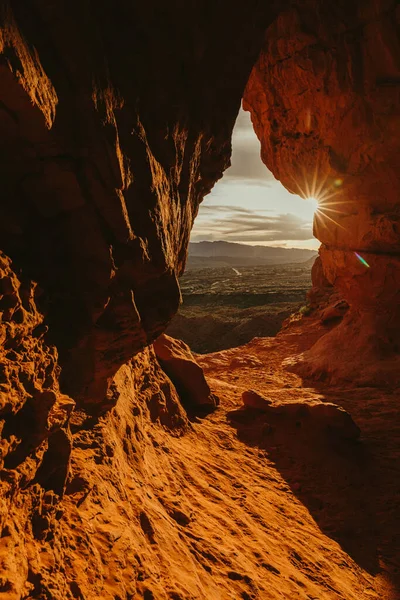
[188,241,317,267]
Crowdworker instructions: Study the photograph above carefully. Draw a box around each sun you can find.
[295,195,319,221]
[306,196,319,213]
[288,160,349,232]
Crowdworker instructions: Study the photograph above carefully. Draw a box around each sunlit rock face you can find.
[0,1,282,402]
[0,2,285,596]
[1,0,399,595]
[244,0,400,384]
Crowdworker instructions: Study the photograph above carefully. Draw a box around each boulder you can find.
[154,334,219,411]
[241,390,360,440]
[242,390,272,410]
[320,300,349,324]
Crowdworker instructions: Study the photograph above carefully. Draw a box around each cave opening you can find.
[0,1,399,597]
[192,105,319,251]
[166,106,320,354]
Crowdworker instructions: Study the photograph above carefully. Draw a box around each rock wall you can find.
[244,0,400,383]
[0,0,283,404]
[0,1,284,596]
[1,0,399,596]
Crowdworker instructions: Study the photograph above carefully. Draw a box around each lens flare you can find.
[306,196,319,213]
[289,159,349,232]
[354,252,370,268]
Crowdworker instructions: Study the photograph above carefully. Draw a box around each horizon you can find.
[190,239,318,252]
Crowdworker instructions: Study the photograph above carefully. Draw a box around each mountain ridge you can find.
[188,241,317,267]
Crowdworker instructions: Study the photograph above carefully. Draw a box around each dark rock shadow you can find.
[227,403,386,579]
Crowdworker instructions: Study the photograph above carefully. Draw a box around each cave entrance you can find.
[192,107,319,251]
[167,106,319,353]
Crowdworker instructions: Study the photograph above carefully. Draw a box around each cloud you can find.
[225,139,275,184]
[198,204,269,215]
[223,109,276,185]
[194,109,316,245]
[191,207,314,243]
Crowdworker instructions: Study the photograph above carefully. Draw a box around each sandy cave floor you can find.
[58,316,400,600]
[157,318,400,599]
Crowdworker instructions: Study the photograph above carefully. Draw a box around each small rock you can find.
[242,390,272,410]
[320,300,349,324]
[230,355,263,369]
[154,334,218,410]
[169,508,191,526]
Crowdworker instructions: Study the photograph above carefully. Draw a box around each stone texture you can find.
[0,0,282,404]
[244,0,400,384]
[0,0,398,596]
[154,334,219,411]
[0,251,73,490]
[241,390,360,440]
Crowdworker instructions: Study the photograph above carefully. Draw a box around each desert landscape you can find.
[0,1,399,599]
[167,245,316,352]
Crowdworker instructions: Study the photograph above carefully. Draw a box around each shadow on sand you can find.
[227,386,400,597]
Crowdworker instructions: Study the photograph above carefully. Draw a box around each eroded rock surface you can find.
[0,2,285,595]
[154,334,218,412]
[0,0,399,597]
[0,250,73,495]
[240,389,360,440]
[0,0,282,403]
[244,0,400,384]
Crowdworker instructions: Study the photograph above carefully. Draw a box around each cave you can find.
[0,1,399,598]
[166,105,319,354]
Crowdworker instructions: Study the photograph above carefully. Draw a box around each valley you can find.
[167,261,314,353]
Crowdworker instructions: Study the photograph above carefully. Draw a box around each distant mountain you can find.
[302,255,318,267]
[188,241,317,267]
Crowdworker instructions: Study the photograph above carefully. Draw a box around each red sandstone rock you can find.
[241,388,360,440]
[0,1,281,404]
[0,3,282,593]
[154,334,219,411]
[0,1,399,597]
[320,300,349,324]
[244,0,400,384]
[242,389,272,410]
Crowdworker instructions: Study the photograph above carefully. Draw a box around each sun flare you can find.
[289,161,349,232]
[294,195,320,221]
[306,196,319,213]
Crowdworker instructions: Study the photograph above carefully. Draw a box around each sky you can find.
[191,108,319,250]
